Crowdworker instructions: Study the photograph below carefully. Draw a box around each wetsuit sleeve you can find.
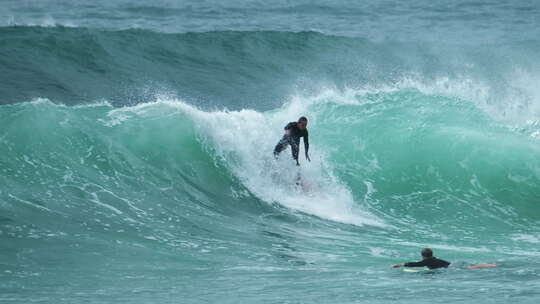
[284,122,295,130]
[304,130,309,155]
[439,259,451,267]
[404,260,428,267]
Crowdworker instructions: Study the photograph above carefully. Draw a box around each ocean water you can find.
[1,1,540,303]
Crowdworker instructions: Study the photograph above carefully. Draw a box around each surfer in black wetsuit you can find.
[392,248,498,270]
[393,248,450,269]
[273,116,310,166]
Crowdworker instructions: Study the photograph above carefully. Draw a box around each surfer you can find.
[273,116,310,166]
[392,248,497,270]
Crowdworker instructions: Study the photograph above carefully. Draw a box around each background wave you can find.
[2,26,540,125]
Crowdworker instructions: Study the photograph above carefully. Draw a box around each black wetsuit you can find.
[273,122,309,164]
[404,257,451,269]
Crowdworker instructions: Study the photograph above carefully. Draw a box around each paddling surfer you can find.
[392,248,498,270]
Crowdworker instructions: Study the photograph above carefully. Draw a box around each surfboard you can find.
[403,268,431,273]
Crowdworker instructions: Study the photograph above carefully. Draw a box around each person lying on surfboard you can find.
[273,116,310,166]
[392,248,498,270]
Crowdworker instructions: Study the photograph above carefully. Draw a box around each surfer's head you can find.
[298,116,308,130]
[421,248,433,259]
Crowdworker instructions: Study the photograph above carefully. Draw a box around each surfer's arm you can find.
[393,260,427,268]
[403,261,428,267]
[304,131,310,161]
[284,122,294,135]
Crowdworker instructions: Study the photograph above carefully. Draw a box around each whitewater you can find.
[2,1,540,303]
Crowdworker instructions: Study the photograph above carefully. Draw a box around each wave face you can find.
[2,94,540,303]
[3,2,540,303]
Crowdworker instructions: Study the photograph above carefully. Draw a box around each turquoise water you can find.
[2,1,540,303]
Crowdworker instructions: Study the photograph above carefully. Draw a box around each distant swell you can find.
[2,26,540,124]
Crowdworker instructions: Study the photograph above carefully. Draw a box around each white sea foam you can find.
[135,98,387,227]
[511,234,540,244]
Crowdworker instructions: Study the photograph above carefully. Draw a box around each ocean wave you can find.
[2,26,540,125]
[2,91,539,236]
